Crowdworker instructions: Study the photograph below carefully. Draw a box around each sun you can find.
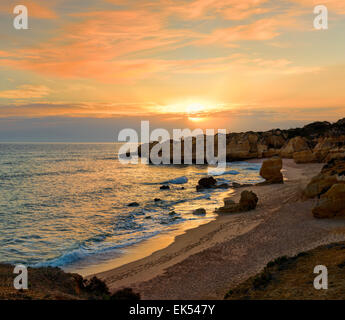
[188,117,204,122]
[186,103,206,122]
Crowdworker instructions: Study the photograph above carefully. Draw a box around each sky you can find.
[0,0,344,141]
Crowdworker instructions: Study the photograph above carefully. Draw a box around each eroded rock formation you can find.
[303,158,345,218]
[196,176,229,191]
[136,118,345,165]
[304,158,345,199]
[216,190,258,214]
[259,157,284,184]
[312,184,345,218]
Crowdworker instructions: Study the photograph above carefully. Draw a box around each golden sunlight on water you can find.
[0,143,263,271]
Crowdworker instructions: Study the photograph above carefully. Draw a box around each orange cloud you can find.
[158,0,271,20]
[291,0,345,14]
[0,1,56,19]
[0,85,52,99]
[193,16,297,46]
[0,6,300,83]
[27,1,57,19]
[0,51,10,57]
[0,101,159,118]
[0,0,336,88]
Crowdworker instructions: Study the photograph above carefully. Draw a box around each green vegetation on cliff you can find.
[0,264,140,300]
[225,242,345,300]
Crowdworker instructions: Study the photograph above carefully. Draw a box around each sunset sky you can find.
[0,0,344,141]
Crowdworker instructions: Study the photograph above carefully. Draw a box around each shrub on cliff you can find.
[111,288,141,300]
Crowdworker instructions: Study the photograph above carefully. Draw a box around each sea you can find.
[0,143,263,274]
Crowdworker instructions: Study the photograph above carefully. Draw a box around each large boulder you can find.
[216,190,258,214]
[313,136,345,162]
[193,208,206,215]
[196,176,229,191]
[312,184,345,218]
[239,190,259,211]
[280,136,310,158]
[259,157,283,184]
[304,174,338,199]
[303,158,345,199]
[293,150,316,164]
[262,148,281,158]
[127,202,139,207]
[196,176,216,191]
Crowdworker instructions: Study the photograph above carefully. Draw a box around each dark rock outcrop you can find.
[136,118,345,164]
[216,190,258,214]
[196,176,216,190]
[196,176,229,191]
[193,208,206,215]
[127,202,139,207]
[232,182,252,188]
[0,264,140,300]
[239,190,259,211]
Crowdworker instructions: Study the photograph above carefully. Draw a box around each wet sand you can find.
[95,159,345,299]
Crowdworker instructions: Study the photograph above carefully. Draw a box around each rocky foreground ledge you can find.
[225,242,345,300]
[0,264,140,300]
[138,118,345,163]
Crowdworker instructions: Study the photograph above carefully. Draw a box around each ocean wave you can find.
[142,176,188,185]
[205,169,240,176]
[162,176,188,184]
[33,230,161,268]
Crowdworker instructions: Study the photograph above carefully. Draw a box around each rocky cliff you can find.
[137,118,345,164]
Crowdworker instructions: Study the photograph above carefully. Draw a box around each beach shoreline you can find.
[93,159,345,299]
[65,215,218,277]
[64,181,233,276]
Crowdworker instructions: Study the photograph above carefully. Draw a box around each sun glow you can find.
[188,117,204,122]
[186,103,205,114]
[186,103,206,122]
[156,101,217,122]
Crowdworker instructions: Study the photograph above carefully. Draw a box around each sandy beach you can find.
[94,159,345,299]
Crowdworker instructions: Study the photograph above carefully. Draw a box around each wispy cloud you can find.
[0,0,57,19]
[0,0,310,83]
[0,85,52,99]
[0,0,344,139]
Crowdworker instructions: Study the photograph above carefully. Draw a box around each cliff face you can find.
[137,118,345,164]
